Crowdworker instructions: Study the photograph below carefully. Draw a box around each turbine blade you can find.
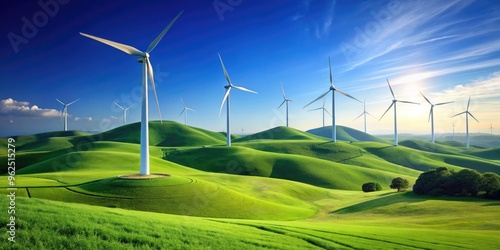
[468,112,479,123]
[115,103,125,110]
[328,57,333,86]
[146,10,184,53]
[66,98,80,106]
[232,85,257,94]
[428,108,432,122]
[55,98,64,105]
[466,97,471,111]
[419,91,432,105]
[219,87,231,117]
[147,58,163,123]
[435,101,453,106]
[451,111,466,118]
[353,113,364,121]
[366,112,377,119]
[308,107,323,111]
[379,102,394,121]
[79,32,144,56]
[303,90,331,108]
[125,104,134,110]
[278,100,286,109]
[179,109,185,116]
[324,108,332,117]
[399,100,420,105]
[218,53,232,85]
[186,108,195,112]
[335,89,361,102]
[181,97,185,107]
[386,79,395,99]
[281,81,286,99]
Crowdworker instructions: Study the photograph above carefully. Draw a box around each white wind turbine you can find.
[115,103,134,125]
[80,10,183,175]
[179,98,195,125]
[490,123,494,134]
[218,53,257,146]
[379,79,420,146]
[278,81,292,127]
[56,98,79,131]
[419,91,453,143]
[452,122,456,141]
[451,97,479,149]
[353,100,376,133]
[304,57,361,142]
[308,97,331,127]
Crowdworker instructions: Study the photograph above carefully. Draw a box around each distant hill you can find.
[307,125,387,143]
[97,121,227,146]
[378,133,500,148]
[234,126,324,142]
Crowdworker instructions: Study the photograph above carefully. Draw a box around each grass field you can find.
[1,122,499,249]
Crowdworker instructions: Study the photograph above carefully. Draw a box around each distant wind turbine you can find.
[115,103,134,125]
[379,79,420,146]
[419,91,453,143]
[490,123,494,134]
[56,98,79,131]
[80,10,183,175]
[451,97,479,149]
[278,81,292,127]
[218,53,257,146]
[179,98,195,125]
[308,97,331,127]
[353,100,376,133]
[452,122,456,141]
[304,57,361,142]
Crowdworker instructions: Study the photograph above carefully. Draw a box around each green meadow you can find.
[1,121,499,249]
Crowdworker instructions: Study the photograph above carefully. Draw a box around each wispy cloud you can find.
[74,116,92,122]
[0,98,61,117]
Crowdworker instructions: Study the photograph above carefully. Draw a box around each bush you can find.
[390,177,409,192]
[362,182,382,192]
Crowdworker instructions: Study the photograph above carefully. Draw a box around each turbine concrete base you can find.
[118,173,171,180]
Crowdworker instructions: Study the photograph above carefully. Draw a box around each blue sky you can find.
[1,0,499,137]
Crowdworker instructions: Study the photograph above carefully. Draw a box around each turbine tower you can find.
[80,10,183,175]
[354,100,375,133]
[419,91,453,143]
[179,98,195,125]
[304,57,361,142]
[56,98,79,131]
[451,97,479,149]
[308,98,331,127]
[379,79,419,146]
[278,81,292,127]
[115,103,134,125]
[490,123,494,134]
[452,122,456,141]
[218,53,257,146]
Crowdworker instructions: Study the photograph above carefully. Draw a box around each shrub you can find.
[362,182,382,192]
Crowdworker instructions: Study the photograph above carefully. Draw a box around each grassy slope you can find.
[1,196,498,249]
[234,126,325,142]
[306,125,388,143]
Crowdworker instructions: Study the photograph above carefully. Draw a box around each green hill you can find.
[98,121,226,146]
[307,125,387,143]
[399,139,464,155]
[234,126,324,142]
[466,148,500,160]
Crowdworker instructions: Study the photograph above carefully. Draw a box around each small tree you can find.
[362,182,382,192]
[390,177,409,192]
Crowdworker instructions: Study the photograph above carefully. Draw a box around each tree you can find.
[362,182,382,192]
[481,172,500,199]
[453,169,482,196]
[390,177,409,192]
[413,167,453,195]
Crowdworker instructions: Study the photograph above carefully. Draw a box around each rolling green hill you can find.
[234,126,325,142]
[307,125,388,143]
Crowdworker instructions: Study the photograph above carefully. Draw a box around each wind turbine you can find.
[278,81,292,127]
[451,97,479,149]
[304,57,361,142]
[218,53,257,146]
[379,79,420,146]
[56,98,79,131]
[490,123,494,134]
[353,100,376,133]
[308,97,331,127]
[179,98,195,125]
[80,10,183,175]
[115,103,134,125]
[452,122,456,141]
[419,91,453,143]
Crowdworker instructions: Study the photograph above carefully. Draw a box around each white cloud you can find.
[74,116,92,122]
[0,98,61,117]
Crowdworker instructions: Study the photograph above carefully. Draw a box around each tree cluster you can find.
[413,167,500,199]
[362,182,382,192]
